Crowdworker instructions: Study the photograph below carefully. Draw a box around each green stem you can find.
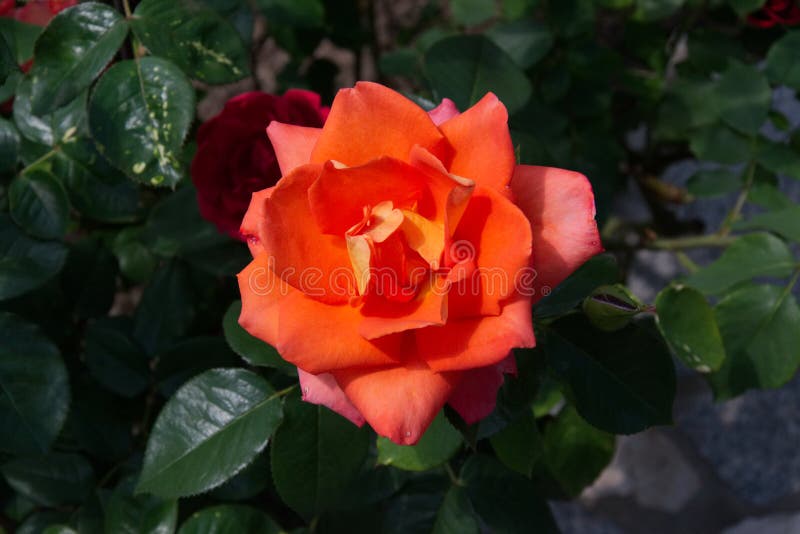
[270,384,298,400]
[675,250,699,273]
[122,0,144,59]
[22,146,59,173]
[444,462,463,486]
[647,233,736,250]
[719,161,756,236]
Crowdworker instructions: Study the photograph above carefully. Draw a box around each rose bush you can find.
[237,82,602,444]
[191,90,329,239]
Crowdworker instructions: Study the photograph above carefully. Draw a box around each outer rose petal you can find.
[447,185,532,317]
[237,254,405,374]
[332,362,461,445]
[297,369,365,426]
[428,98,460,126]
[266,122,322,175]
[416,295,534,372]
[262,164,357,303]
[448,353,517,424]
[439,93,515,193]
[310,81,451,167]
[510,165,603,303]
[240,187,275,256]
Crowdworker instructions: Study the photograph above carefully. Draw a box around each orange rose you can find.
[237,82,602,444]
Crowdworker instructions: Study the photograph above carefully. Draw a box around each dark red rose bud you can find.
[747,0,800,28]
[191,90,329,240]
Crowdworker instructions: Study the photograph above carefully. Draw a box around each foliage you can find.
[1,0,799,532]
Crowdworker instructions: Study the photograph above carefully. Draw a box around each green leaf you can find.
[689,124,752,164]
[0,31,16,86]
[432,486,479,534]
[377,411,462,471]
[13,76,86,146]
[381,475,449,534]
[685,233,795,295]
[133,260,196,355]
[1,453,94,506]
[487,20,552,69]
[734,206,800,242]
[0,312,69,454]
[540,406,615,497]
[137,368,284,498]
[53,138,143,223]
[112,228,157,283]
[544,316,676,434]
[223,300,294,371]
[727,0,764,16]
[461,455,559,533]
[271,392,370,518]
[0,19,41,64]
[9,170,70,240]
[686,168,741,198]
[0,214,68,300]
[209,452,271,501]
[256,0,325,28]
[29,2,128,115]
[424,35,532,115]
[140,185,227,257]
[88,57,194,188]
[84,317,149,398]
[450,0,497,26]
[711,283,800,399]
[0,116,19,172]
[655,285,726,372]
[16,511,72,534]
[153,336,239,397]
[656,81,719,140]
[105,482,177,534]
[749,174,795,211]
[489,410,543,477]
[535,253,619,319]
[766,31,800,89]
[131,0,249,84]
[715,63,771,134]
[178,505,282,534]
[756,140,800,181]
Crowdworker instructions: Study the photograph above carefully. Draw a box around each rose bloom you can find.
[237,82,601,444]
[191,90,329,239]
[0,0,77,25]
[747,0,800,27]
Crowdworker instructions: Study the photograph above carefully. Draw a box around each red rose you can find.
[191,90,329,239]
[236,83,602,444]
[747,0,800,27]
[1,0,77,26]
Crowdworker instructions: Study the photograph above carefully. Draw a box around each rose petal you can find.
[262,163,357,303]
[358,275,450,339]
[298,368,365,426]
[308,158,428,237]
[510,165,603,303]
[446,184,532,317]
[439,93,515,193]
[266,122,323,175]
[332,361,461,445]
[237,253,405,374]
[240,187,275,256]
[416,295,534,372]
[448,353,517,424]
[310,81,451,167]
[428,98,460,126]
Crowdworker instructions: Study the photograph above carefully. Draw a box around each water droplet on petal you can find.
[405,431,411,437]
[303,387,309,395]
